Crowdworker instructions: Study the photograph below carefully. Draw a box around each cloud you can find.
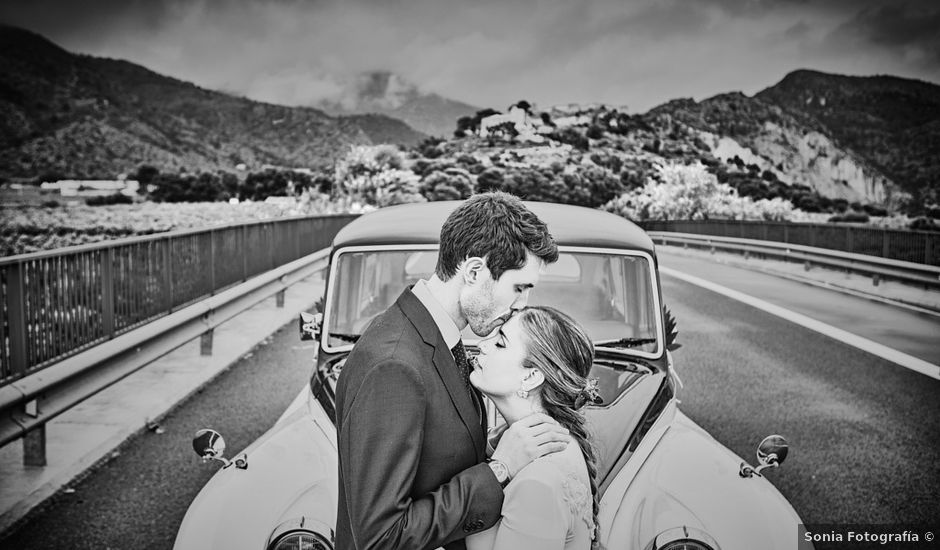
[827,3,940,69]
[783,20,810,39]
[1,0,937,114]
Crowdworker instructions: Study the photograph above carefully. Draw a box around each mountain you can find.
[645,70,940,205]
[0,26,425,180]
[755,70,940,201]
[316,71,479,138]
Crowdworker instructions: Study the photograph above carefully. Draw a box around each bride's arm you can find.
[465,476,568,550]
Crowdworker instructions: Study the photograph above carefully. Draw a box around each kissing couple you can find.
[334,192,601,550]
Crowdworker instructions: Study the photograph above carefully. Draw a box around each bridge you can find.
[0,214,938,546]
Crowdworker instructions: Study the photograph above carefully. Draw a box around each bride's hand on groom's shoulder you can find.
[490,413,569,478]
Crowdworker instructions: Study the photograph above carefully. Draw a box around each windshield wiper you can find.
[595,337,658,349]
[329,332,361,343]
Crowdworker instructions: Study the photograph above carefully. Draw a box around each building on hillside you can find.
[479,104,549,143]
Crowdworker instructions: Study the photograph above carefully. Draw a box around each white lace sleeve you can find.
[562,472,596,537]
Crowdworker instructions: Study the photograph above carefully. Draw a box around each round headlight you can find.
[270,530,331,550]
[657,541,715,550]
[267,518,333,550]
[645,527,720,550]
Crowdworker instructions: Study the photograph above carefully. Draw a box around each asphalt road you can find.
[0,325,317,550]
[661,274,940,525]
[3,259,939,548]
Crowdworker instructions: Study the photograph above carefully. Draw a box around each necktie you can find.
[451,340,472,393]
[451,341,482,423]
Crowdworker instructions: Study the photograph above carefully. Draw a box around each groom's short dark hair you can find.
[436,192,558,281]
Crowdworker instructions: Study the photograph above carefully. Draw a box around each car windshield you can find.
[323,247,661,357]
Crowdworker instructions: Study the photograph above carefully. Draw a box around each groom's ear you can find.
[462,257,488,285]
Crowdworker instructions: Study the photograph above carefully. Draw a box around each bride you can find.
[467,305,600,550]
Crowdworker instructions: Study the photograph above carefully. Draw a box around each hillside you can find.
[645,92,893,205]
[642,70,940,207]
[0,26,425,180]
[755,70,940,202]
[316,71,479,138]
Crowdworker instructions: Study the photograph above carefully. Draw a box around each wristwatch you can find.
[486,458,511,488]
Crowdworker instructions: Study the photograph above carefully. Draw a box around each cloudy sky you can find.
[2,0,938,112]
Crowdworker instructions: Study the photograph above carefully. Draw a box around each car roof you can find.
[333,201,655,254]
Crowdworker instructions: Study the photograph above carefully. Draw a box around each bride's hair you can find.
[517,306,599,544]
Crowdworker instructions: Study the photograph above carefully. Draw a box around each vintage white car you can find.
[175,201,807,550]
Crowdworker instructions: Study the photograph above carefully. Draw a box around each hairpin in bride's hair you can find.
[573,378,602,409]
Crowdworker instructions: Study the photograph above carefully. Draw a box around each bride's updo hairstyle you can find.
[517,306,599,544]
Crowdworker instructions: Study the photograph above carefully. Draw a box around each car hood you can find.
[174,393,337,549]
[603,410,805,550]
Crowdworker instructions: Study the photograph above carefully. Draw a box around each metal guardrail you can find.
[0,248,330,461]
[642,220,939,266]
[0,212,362,465]
[1,214,359,387]
[650,232,940,290]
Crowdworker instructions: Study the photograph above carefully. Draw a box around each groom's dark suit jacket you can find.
[334,288,503,550]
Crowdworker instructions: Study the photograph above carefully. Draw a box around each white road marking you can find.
[661,266,940,380]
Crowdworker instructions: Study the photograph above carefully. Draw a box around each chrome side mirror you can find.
[739,435,788,478]
[299,310,322,341]
[192,428,247,470]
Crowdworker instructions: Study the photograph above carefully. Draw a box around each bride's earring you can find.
[515,387,529,399]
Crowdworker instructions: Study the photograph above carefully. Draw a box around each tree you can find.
[420,168,474,201]
[476,168,504,193]
[548,127,589,151]
[135,165,160,186]
[455,116,475,137]
[488,121,519,141]
[603,162,795,222]
[586,124,605,140]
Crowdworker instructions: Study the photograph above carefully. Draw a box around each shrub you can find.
[476,168,504,193]
[411,159,433,177]
[603,161,795,222]
[909,216,940,231]
[548,127,589,151]
[499,167,557,202]
[828,212,870,223]
[420,169,474,201]
[312,175,334,194]
[86,193,133,206]
[135,165,160,186]
[416,137,445,159]
[585,124,605,140]
[862,204,889,216]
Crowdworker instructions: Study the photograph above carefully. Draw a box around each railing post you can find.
[926,234,934,265]
[846,226,854,253]
[209,229,216,294]
[269,223,276,271]
[164,237,174,312]
[783,224,789,244]
[242,224,248,282]
[101,247,115,339]
[7,261,28,380]
[882,230,890,259]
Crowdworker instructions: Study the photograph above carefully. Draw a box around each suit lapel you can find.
[397,289,486,460]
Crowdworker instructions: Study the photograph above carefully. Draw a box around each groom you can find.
[334,192,568,550]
